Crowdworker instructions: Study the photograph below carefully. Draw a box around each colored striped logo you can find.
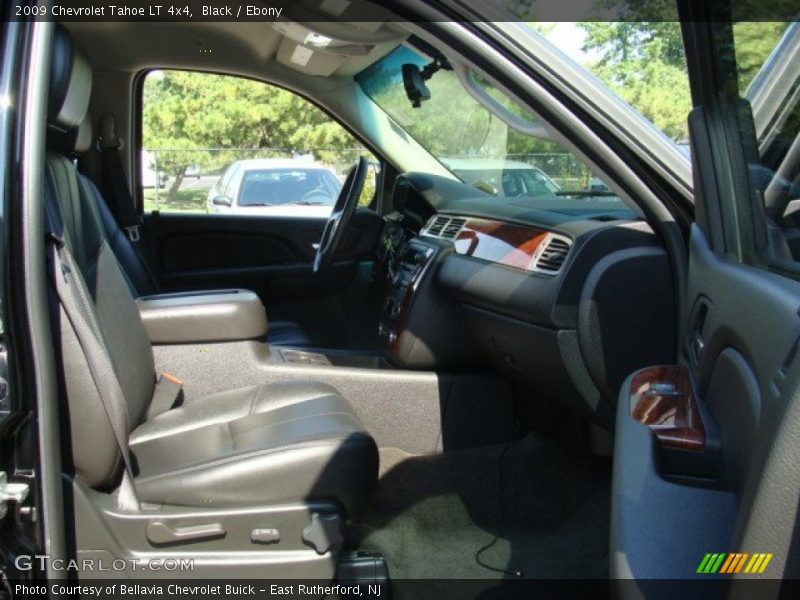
[696,553,773,574]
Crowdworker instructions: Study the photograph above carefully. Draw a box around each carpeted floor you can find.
[349,434,611,581]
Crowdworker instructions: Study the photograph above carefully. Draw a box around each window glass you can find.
[728,22,800,266]
[356,46,635,219]
[141,70,376,215]
[734,22,791,93]
[236,168,341,207]
[532,21,691,144]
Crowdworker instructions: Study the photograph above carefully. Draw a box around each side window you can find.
[532,22,691,145]
[727,23,800,269]
[140,70,377,215]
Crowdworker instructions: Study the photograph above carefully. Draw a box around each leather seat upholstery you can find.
[71,120,312,347]
[130,381,375,516]
[44,26,377,519]
[79,170,313,347]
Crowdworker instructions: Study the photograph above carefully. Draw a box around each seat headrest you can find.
[74,115,92,154]
[48,25,92,131]
[47,114,93,155]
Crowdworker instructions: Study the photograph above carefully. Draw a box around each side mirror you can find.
[212,195,232,207]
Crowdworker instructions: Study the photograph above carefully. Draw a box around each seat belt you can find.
[97,113,142,242]
[44,200,140,511]
[147,372,184,420]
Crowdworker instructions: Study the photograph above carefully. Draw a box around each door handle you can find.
[146,521,226,545]
[687,300,710,367]
[690,331,705,364]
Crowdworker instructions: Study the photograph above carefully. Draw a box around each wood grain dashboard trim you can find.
[629,365,706,451]
[453,218,550,270]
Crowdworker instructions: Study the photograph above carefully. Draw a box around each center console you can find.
[135,289,268,344]
[375,234,478,369]
[378,240,436,347]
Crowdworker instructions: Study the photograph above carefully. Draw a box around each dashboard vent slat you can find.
[423,216,466,240]
[441,218,466,239]
[531,234,572,274]
[426,216,450,237]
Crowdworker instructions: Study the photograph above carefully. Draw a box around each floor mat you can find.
[350,434,611,581]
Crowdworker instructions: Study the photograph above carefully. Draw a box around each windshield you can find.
[450,165,561,197]
[238,168,341,206]
[356,45,632,216]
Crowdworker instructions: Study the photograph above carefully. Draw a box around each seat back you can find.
[79,159,159,296]
[45,26,156,488]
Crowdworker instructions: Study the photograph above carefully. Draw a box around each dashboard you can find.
[423,215,573,275]
[376,173,678,426]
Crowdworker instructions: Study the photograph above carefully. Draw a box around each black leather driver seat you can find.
[84,181,313,347]
[44,26,377,519]
[70,122,310,346]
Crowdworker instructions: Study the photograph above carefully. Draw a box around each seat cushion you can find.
[129,381,377,519]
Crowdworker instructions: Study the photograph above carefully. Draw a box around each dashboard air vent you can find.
[426,216,450,237]
[532,234,572,274]
[423,216,466,239]
[441,218,466,239]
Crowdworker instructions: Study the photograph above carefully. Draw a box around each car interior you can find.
[6,0,800,595]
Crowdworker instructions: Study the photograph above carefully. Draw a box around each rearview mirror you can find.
[402,64,431,108]
[212,195,232,207]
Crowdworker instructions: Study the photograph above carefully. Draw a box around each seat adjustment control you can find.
[251,528,281,544]
[301,512,344,554]
[146,521,227,545]
[0,472,30,521]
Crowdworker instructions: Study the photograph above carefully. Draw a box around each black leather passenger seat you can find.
[43,25,377,520]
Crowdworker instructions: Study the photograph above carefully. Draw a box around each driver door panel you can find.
[142,212,335,302]
[141,210,382,349]
[141,210,382,303]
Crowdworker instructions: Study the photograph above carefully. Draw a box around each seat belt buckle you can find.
[148,372,184,419]
[161,372,183,386]
[125,225,141,242]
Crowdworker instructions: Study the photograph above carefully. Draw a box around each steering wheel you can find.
[312,156,369,274]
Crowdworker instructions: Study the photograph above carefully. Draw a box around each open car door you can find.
[611,1,800,595]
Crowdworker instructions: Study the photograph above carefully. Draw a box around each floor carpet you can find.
[349,433,611,584]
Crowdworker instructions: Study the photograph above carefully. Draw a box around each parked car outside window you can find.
[206,159,342,217]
